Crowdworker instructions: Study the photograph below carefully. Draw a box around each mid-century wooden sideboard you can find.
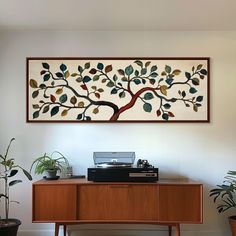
[32,179,203,236]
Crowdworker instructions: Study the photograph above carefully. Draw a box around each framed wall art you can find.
[27,57,210,122]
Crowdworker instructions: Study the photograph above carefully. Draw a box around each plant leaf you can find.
[160,85,168,96]
[42,63,50,70]
[143,103,152,112]
[30,79,38,88]
[144,92,154,100]
[9,180,22,186]
[105,65,112,73]
[60,63,67,72]
[59,94,67,103]
[125,65,134,76]
[51,106,59,117]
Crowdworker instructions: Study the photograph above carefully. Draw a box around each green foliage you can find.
[210,171,236,213]
[30,151,69,175]
[0,138,32,220]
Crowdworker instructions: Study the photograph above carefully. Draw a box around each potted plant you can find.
[0,138,32,236]
[210,170,236,236]
[30,151,69,179]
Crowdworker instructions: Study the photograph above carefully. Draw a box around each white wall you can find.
[0,31,236,236]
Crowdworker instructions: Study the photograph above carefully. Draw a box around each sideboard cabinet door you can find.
[158,185,202,223]
[33,185,77,221]
[78,184,158,221]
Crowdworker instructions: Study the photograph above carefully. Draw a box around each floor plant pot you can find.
[229,216,236,236]
[0,219,21,236]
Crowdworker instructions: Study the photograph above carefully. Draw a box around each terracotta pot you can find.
[0,219,21,236]
[229,216,236,236]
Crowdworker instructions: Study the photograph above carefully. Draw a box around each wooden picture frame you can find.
[27,57,210,122]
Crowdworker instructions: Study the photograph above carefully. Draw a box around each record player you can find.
[87,152,158,182]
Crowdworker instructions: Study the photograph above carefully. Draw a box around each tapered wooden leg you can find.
[55,223,60,236]
[175,224,180,236]
[168,225,172,236]
[63,224,67,236]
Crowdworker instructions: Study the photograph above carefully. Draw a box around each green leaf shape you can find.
[97,63,104,70]
[111,88,118,94]
[84,62,90,69]
[121,77,128,82]
[192,78,200,86]
[32,104,39,109]
[85,116,91,121]
[93,75,99,81]
[32,90,39,98]
[125,65,134,76]
[33,111,40,119]
[8,169,18,177]
[145,61,151,67]
[43,105,50,113]
[43,74,50,81]
[143,103,152,112]
[22,168,32,180]
[134,60,143,67]
[60,63,67,72]
[133,79,141,85]
[141,68,147,75]
[200,69,207,75]
[71,73,79,77]
[196,96,203,102]
[185,72,191,79]
[162,113,169,121]
[77,113,83,120]
[165,65,171,74]
[119,91,125,98]
[56,72,63,78]
[182,91,186,98]
[151,65,158,72]
[133,70,138,77]
[59,94,68,103]
[142,79,146,84]
[163,103,171,109]
[83,76,92,83]
[150,72,158,77]
[113,74,118,81]
[197,64,203,70]
[193,104,198,112]
[42,63,50,70]
[106,81,115,87]
[189,87,198,94]
[9,180,22,186]
[30,79,38,88]
[78,65,83,73]
[39,84,46,89]
[51,106,59,117]
[144,92,154,100]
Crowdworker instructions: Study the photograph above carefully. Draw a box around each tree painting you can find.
[27,58,209,122]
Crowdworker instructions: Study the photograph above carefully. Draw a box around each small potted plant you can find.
[30,151,69,179]
[210,170,236,236]
[0,138,32,236]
